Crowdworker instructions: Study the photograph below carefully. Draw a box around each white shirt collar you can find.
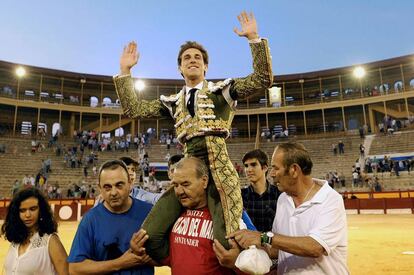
[185,81,204,94]
[287,179,330,214]
[310,179,330,203]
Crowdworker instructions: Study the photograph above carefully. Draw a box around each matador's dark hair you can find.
[177,41,209,66]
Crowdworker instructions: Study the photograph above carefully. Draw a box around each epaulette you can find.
[208,78,233,93]
[160,89,183,103]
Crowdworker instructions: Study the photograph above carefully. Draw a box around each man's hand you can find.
[234,11,259,40]
[213,239,241,269]
[120,41,139,75]
[227,229,261,249]
[118,249,151,268]
[129,229,149,255]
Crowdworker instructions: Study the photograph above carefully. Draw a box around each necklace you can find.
[303,182,315,202]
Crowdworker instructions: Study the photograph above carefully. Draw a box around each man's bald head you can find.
[174,157,209,180]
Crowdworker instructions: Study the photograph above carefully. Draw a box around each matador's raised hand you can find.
[120,41,140,75]
[233,11,259,40]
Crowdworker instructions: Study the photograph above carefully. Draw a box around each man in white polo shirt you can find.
[228,142,348,275]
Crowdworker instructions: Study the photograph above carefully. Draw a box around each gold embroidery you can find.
[113,75,163,118]
[206,136,242,235]
[199,109,215,116]
[231,39,273,99]
[198,98,214,105]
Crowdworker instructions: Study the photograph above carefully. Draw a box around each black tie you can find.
[187,88,197,117]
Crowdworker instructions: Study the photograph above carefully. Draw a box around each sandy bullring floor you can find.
[1,214,413,274]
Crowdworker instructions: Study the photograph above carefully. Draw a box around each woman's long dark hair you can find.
[1,187,57,243]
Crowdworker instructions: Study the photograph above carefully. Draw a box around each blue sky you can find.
[0,0,412,79]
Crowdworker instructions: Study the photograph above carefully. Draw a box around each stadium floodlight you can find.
[15,67,26,78]
[134,79,146,92]
[353,66,366,79]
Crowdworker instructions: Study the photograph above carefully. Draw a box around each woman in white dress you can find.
[1,187,68,275]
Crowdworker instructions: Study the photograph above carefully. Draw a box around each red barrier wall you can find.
[0,191,413,220]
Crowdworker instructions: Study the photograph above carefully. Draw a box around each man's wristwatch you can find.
[260,231,274,245]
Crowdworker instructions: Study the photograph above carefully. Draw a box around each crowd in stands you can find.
[260,127,289,141]
[4,116,414,200]
[351,162,385,190]
[11,156,57,196]
[13,127,178,200]
[378,115,414,134]
[364,156,413,175]
[66,182,96,198]
[159,132,182,154]
[12,173,97,200]
[348,155,413,190]
[367,176,383,192]
[325,171,346,189]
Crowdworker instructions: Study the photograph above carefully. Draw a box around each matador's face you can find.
[179,48,208,83]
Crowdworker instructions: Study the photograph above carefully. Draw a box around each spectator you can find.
[131,157,241,273]
[22,174,30,186]
[83,164,88,178]
[56,185,62,199]
[29,174,35,186]
[367,178,375,195]
[371,157,379,175]
[66,186,74,198]
[393,160,400,177]
[164,152,171,161]
[339,172,346,187]
[123,156,163,204]
[234,162,242,176]
[332,172,339,188]
[89,186,96,199]
[44,157,52,173]
[241,149,280,232]
[134,135,139,149]
[355,160,361,173]
[1,187,68,274]
[166,136,171,150]
[359,126,365,138]
[378,122,385,133]
[38,173,46,189]
[327,173,334,189]
[374,177,382,192]
[0,143,5,153]
[352,170,359,188]
[338,140,345,154]
[359,144,365,157]
[80,184,88,198]
[94,156,166,207]
[31,140,38,153]
[68,160,153,274]
[364,158,371,173]
[12,180,21,196]
[228,142,349,275]
[70,154,77,169]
